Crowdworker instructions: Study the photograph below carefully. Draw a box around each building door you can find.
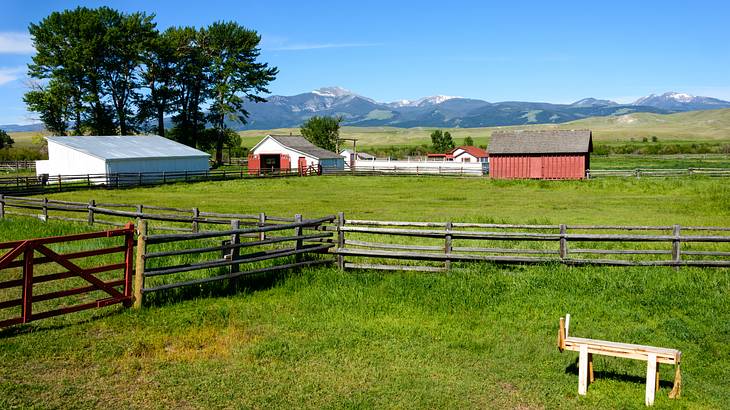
[260,154,280,173]
[298,157,307,175]
[529,156,542,178]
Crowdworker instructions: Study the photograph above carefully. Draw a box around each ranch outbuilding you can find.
[488,130,592,179]
[36,135,210,178]
[249,135,344,174]
[451,146,489,163]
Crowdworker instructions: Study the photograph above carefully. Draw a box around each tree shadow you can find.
[564,357,674,389]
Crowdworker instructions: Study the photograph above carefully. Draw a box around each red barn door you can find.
[529,156,543,178]
[280,154,291,172]
[248,154,260,175]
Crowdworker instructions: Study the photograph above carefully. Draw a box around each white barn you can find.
[249,135,344,174]
[36,135,210,177]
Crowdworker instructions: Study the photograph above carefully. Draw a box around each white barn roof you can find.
[45,135,210,161]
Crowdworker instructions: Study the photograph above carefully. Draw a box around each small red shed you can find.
[488,130,592,179]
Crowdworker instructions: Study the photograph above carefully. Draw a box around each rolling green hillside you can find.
[238,109,730,150]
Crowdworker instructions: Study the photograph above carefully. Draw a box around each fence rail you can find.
[0,194,308,234]
[588,167,730,178]
[134,215,336,304]
[0,160,36,171]
[0,168,313,195]
[332,215,730,270]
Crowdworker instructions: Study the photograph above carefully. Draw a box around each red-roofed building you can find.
[450,146,489,163]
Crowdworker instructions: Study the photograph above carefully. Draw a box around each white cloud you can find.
[0,32,34,54]
[261,35,380,51]
[0,66,25,86]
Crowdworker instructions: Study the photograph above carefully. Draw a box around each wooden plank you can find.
[144,244,333,277]
[452,246,558,255]
[578,344,588,395]
[565,336,680,356]
[144,232,331,259]
[143,258,334,293]
[646,354,657,406]
[146,215,335,244]
[570,249,671,255]
[344,262,446,272]
[346,239,442,251]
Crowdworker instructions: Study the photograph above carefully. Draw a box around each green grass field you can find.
[0,176,729,408]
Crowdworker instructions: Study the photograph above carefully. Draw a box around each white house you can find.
[36,135,210,178]
[451,146,489,163]
[249,135,344,174]
[340,149,376,167]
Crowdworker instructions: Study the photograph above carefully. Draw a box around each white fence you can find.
[352,159,486,176]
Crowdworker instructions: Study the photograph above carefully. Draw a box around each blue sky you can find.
[1,0,729,124]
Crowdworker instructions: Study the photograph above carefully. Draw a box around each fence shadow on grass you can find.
[564,357,674,389]
[0,307,124,339]
[141,263,302,308]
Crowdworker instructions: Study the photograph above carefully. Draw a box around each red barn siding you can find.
[490,154,586,179]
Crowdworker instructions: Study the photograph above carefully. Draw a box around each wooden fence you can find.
[0,194,306,233]
[134,215,335,306]
[0,167,316,196]
[331,215,730,271]
[0,224,135,328]
[588,168,730,178]
[0,160,36,172]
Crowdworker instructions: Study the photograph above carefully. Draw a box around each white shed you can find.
[36,135,210,178]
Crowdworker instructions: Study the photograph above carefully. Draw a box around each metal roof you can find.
[46,135,210,161]
[488,130,592,154]
[262,135,342,159]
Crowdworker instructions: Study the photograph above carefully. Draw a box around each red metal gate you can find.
[0,223,135,328]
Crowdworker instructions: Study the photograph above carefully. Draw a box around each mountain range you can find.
[4,88,730,132]
[238,88,730,130]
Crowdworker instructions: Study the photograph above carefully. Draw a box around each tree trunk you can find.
[215,127,224,165]
[157,107,165,138]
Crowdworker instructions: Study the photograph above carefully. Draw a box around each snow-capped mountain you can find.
[388,95,462,108]
[633,92,730,111]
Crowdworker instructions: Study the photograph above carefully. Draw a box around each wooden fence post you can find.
[445,221,453,271]
[57,175,62,191]
[22,245,34,323]
[133,219,147,309]
[0,194,4,219]
[42,197,48,222]
[192,207,199,233]
[259,212,266,241]
[559,224,568,259]
[88,199,95,225]
[337,212,345,270]
[295,214,303,263]
[672,224,681,267]
[230,220,240,274]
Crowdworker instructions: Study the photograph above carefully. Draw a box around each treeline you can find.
[24,7,277,164]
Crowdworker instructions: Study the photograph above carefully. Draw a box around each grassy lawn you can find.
[1,176,729,408]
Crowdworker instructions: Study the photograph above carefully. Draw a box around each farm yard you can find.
[1,176,729,409]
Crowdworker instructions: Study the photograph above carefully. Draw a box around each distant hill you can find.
[237,87,730,130]
[6,88,730,132]
[238,109,730,150]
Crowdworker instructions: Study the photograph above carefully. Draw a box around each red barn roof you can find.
[452,146,489,158]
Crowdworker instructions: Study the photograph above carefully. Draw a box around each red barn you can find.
[488,130,592,179]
